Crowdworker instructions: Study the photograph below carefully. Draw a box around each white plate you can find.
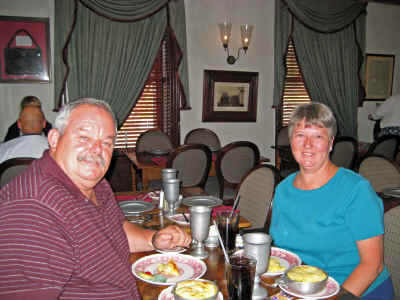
[262,247,302,277]
[279,276,340,299]
[119,200,154,216]
[381,187,400,198]
[155,246,188,254]
[166,213,190,226]
[182,196,223,208]
[148,149,170,155]
[158,286,224,300]
[132,254,207,286]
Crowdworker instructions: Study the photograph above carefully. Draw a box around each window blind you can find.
[114,50,162,149]
[281,39,311,126]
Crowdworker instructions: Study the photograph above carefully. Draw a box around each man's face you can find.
[17,106,46,135]
[48,104,115,191]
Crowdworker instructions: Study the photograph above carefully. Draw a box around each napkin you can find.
[151,157,168,166]
[116,193,153,203]
[212,205,240,217]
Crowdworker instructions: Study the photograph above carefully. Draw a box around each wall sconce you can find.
[218,22,254,65]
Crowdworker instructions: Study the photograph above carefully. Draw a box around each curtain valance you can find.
[79,0,168,21]
[283,0,366,33]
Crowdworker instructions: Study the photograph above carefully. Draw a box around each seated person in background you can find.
[270,102,394,299]
[368,93,400,137]
[0,98,191,299]
[4,95,52,142]
[0,105,49,163]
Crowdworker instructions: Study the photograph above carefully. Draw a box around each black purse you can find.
[4,29,44,75]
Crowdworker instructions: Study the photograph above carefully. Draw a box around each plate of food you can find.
[279,276,340,299]
[182,196,223,208]
[381,187,400,198]
[262,247,302,277]
[166,213,190,226]
[119,200,155,216]
[158,281,223,300]
[132,254,207,285]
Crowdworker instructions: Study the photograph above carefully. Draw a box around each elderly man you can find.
[0,98,191,299]
[4,95,52,142]
[0,105,49,163]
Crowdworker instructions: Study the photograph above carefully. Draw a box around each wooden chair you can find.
[135,129,173,154]
[384,206,400,298]
[235,164,279,231]
[357,155,400,193]
[184,128,221,152]
[272,126,298,178]
[214,141,260,201]
[364,134,400,161]
[330,136,358,170]
[0,157,35,188]
[166,144,212,189]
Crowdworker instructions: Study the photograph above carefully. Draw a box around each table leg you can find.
[129,165,137,192]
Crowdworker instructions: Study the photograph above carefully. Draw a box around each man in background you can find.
[3,95,52,142]
[368,93,400,137]
[0,105,49,163]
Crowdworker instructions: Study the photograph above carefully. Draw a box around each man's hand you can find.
[152,225,191,250]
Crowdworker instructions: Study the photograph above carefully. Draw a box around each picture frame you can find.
[0,16,51,83]
[202,70,258,122]
[365,54,395,100]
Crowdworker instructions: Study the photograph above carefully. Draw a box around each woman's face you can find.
[290,118,333,172]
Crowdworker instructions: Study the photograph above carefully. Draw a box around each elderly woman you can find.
[270,103,394,299]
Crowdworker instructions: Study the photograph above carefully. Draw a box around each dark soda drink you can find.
[218,222,236,253]
[216,211,239,254]
[226,255,256,300]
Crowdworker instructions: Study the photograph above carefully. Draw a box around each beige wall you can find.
[0,0,399,162]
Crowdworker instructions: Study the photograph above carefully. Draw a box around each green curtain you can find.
[273,0,367,138]
[273,0,292,110]
[54,0,190,126]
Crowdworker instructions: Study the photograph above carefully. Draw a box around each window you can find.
[280,38,311,127]
[114,31,180,149]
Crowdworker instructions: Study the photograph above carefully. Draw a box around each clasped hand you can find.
[152,225,191,250]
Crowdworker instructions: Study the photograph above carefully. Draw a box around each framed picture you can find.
[0,16,51,83]
[365,54,395,100]
[202,70,258,122]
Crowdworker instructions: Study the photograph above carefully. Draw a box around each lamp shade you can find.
[218,22,232,48]
[240,24,254,50]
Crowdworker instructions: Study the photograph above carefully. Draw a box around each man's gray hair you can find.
[54,98,117,135]
[288,102,337,139]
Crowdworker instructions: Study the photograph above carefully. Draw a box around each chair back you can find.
[135,129,173,153]
[0,157,35,188]
[236,164,279,230]
[167,144,212,188]
[276,126,290,146]
[330,136,358,170]
[216,141,260,199]
[384,206,400,298]
[184,128,221,152]
[358,155,400,193]
[365,134,400,160]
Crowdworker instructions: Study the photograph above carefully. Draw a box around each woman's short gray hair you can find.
[54,98,117,135]
[288,102,337,139]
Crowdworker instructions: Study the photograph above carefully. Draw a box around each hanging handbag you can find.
[4,29,44,75]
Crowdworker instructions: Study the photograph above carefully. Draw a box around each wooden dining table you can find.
[125,151,270,192]
[130,246,360,300]
[124,151,217,192]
